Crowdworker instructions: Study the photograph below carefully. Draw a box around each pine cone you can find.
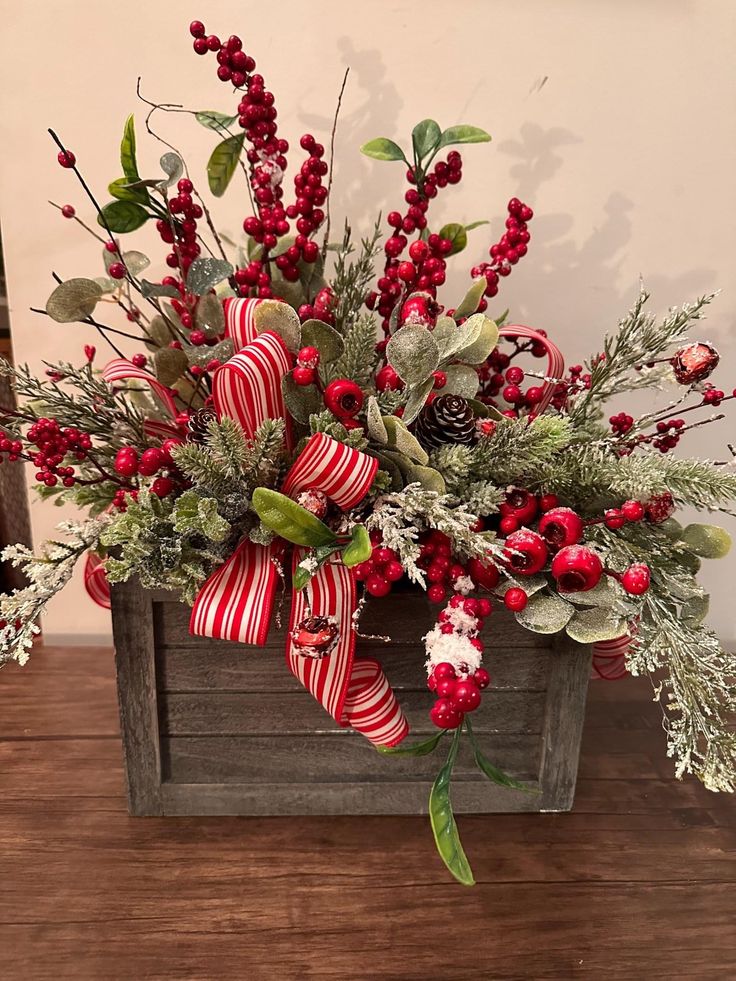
[186,406,218,443]
[415,394,476,449]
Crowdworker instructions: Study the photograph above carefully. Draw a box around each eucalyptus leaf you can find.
[453,278,487,320]
[196,110,239,131]
[412,119,441,160]
[207,133,245,197]
[270,278,306,310]
[565,575,627,609]
[342,525,371,568]
[429,728,475,886]
[516,592,575,634]
[140,280,180,299]
[365,397,388,444]
[370,450,404,490]
[438,222,467,256]
[154,346,188,386]
[438,125,492,149]
[455,317,499,365]
[146,315,175,347]
[186,258,234,296]
[360,138,407,162]
[282,373,323,423]
[195,292,226,338]
[98,200,149,234]
[157,152,184,189]
[402,377,435,425]
[436,312,486,362]
[442,364,480,399]
[121,250,150,278]
[120,114,139,182]
[404,464,446,493]
[301,319,344,362]
[253,299,302,352]
[378,729,446,756]
[566,607,628,644]
[383,416,428,464]
[386,324,440,386]
[680,523,732,559]
[432,317,460,360]
[46,278,103,323]
[92,277,116,295]
[252,488,337,547]
[184,338,234,368]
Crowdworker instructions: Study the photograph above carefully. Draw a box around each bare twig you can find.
[322,67,350,260]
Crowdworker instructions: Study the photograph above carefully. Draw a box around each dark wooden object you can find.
[110,581,592,816]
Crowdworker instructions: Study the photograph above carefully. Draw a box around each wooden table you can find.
[1,644,735,980]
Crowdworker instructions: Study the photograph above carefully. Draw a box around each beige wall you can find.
[1,0,735,639]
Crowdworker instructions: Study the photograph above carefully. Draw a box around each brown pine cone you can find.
[186,406,218,443]
[415,394,476,449]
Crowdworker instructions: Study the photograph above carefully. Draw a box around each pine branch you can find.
[332,313,379,387]
[329,218,383,332]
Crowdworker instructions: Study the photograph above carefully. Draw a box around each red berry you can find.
[429,698,463,730]
[452,679,481,713]
[604,508,626,530]
[114,448,138,477]
[375,364,403,392]
[384,560,404,582]
[323,378,364,418]
[538,493,560,512]
[434,662,457,680]
[432,370,447,390]
[131,353,147,369]
[373,546,396,564]
[366,574,391,598]
[504,587,527,612]
[500,487,538,525]
[436,678,457,699]
[499,515,519,535]
[108,262,126,280]
[503,530,549,576]
[427,584,447,603]
[151,476,174,497]
[57,150,76,168]
[467,557,500,590]
[138,447,165,477]
[538,507,584,548]
[293,366,317,386]
[474,668,491,690]
[397,261,416,283]
[621,563,651,595]
[161,438,183,465]
[621,500,645,522]
[189,20,206,37]
[61,204,75,219]
[551,545,603,593]
[477,598,492,617]
[505,366,525,385]
[297,345,320,368]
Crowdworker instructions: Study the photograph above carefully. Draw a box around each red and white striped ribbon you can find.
[224,296,264,350]
[282,431,378,511]
[102,358,178,419]
[498,324,565,414]
[83,551,111,609]
[591,634,631,680]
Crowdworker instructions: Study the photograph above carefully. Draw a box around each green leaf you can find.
[300,319,344,363]
[157,152,183,188]
[442,364,479,400]
[97,200,149,234]
[253,299,302,352]
[438,125,491,149]
[429,728,475,886]
[360,138,407,162]
[120,114,140,182]
[252,488,337,548]
[402,377,435,425]
[404,464,446,493]
[465,220,490,231]
[46,278,103,323]
[195,292,226,338]
[186,258,234,296]
[682,594,710,625]
[140,280,180,299]
[386,324,440,386]
[455,317,499,365]
[207,133,245,197]
[566,607,627,644]
[172,491,230,542]
[292,542,342,590]
[516,592,575,634]
[435,312,486,362]
[465,719,533,792]
[108,177,149,207]
[365,397,388,444]
[342,525,371,568]
[282,373,324,424]
[196,110,239,131]
[453,278,487,320]
[154,346,188,386]
[121,250,150,278]
[680,523,732,559]
[412,119,441,161]
[382,416,429,464]
[438,222,468,256]
[378,729,446,756]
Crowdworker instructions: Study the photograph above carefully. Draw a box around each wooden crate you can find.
[111,580,591,816]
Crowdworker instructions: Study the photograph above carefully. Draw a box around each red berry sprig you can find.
[156,177,203,283]
[470,196,533,300]
[24,418,92,488]
[354,534,406,597]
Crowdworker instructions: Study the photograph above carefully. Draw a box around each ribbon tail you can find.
[286,552,408,747]
[591,634,631,680]
[190,538,280,645]
[83,552,111,610]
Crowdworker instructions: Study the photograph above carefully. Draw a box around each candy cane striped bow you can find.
[190,298,408,747]
[591,634,631,680]
[498,325,565,414]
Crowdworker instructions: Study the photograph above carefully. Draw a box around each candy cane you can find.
[498,324,565,414]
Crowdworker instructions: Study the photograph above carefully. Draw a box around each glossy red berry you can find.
[57,150,76,168]
[538,493,560,512]
[504,587,528,612]
[365,574,391,598]
[108,262,126,280]
[427,583,446,603]
[433,663,457,681]
[138,447,165,477]
[432,370,447,390]
[131,353,147,369]
[384,560,404,582]
[436,678,457,699]
[61,204,76,219]
[551,545,603,593]
[500,487,538,525]
[151,476,174,497]
[538,507,584,548]
[452,679,481,713]
[375,364,403,392]
[621,500,645,522]
[293,366,317,386]
[429,698,464,730]
[621,563,651,595]
[467,557,500,590]
[604,508,626,530]
[474,668,491,690]
[297,345,320,368]
[114,448,139,477]
[189,20,206,37]
[323,378,364,418]
[503,530,549,576]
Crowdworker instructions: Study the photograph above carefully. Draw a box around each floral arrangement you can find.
[1,20,735,885]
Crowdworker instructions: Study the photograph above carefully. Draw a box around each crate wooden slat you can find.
[111,579,592,816]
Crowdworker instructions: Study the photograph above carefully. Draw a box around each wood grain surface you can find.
[1,643,735,980]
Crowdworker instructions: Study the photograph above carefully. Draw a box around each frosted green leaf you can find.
[402,377,435,425]
[404,464,446,493]
[300,319,344,362]
[46,278,103,323]
[365,397,388,444]
[282,373,323,423]
[121,250,150,278]
[680,523,732,559]
[455,317,499,365]
[453,279,486,320]
[383,416,428,465]
[565,575,627,609]
[153,347,188,386]
[186,258,233,296]
[566,607,628,644]
[386,324,439,386]
[157,152,183,188]
[195,292,226,338]
[516,592,575,634]
[172,491,230,542]
[443,364,479,399]
[254,299,302,352]
[207,133,245,197]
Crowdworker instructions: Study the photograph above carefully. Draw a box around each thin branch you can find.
[322,67,350,260]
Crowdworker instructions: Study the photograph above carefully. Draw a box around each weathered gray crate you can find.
[111,580,591,816]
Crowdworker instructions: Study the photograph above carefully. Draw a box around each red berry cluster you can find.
[427,595,492,729]
[702,384,729,407]
[26,419,92,488]
[293,345,320,386]
[373,153,462,331]
[354,534,406,597]
[0,435,23,463]
[155,178,203,281]
[190,22,255,87]
[470,197,533,299]
[113,443,177,499]
[650,417,686,453]
[477,333,549,409]
[609,411,635,435]
[297,286,335,325]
